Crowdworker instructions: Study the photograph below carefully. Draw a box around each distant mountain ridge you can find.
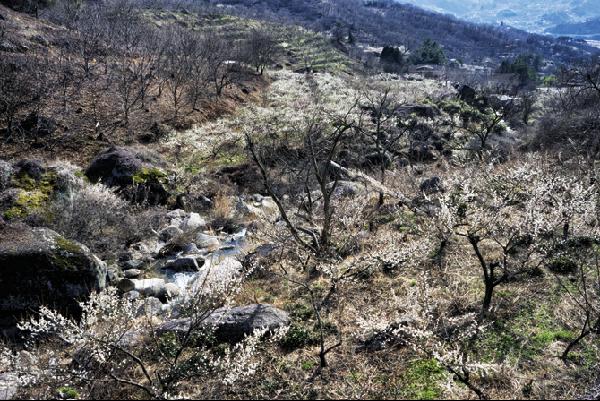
[395,0,600,34]
[546,17,600,37]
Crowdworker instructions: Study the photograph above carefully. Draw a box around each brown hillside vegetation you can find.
[2,1,600,400]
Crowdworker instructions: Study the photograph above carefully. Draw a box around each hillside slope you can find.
[210,0,599,63]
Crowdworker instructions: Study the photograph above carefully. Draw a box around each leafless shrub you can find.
[48,183,138,256]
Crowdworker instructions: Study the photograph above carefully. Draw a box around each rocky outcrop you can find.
[0,223,107,333]
[85,146,142,187]
[85,146,169,205]
[237,194,279,223]
[158,304,290,343]
[208,304,290,342]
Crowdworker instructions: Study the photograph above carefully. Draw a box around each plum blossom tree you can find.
[6,267,286,399]
[435,158,596,314]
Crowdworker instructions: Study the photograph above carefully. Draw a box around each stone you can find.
[117,279,136,293]
[243,243,279,273]
[186,257,244,295]
[207,304,290,343]
[166,209,185,219]
[241,196,279,222]
[159,225,183,242]
[106,264,121,284]
[195,233,220,251]
[163,256,203,272]
[156,318,191,336]
[0,223,107,333]
[182,212,206,231]
[330,181,365,198]
[123,269,142,279]
[123,290,141,301]
[164,283,181,299]
[124,278,176,303]
[182,243,200,255]
[158,304,290,343]
[123,259,145,270]
[169,217,184,229]
[85,146,142,187]
[136,297,167,317]
[14,159,45,180]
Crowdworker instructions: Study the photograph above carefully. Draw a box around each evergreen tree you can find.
[409,39,446,65]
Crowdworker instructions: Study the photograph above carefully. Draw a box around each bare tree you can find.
[160,26,199,122]
[357,85,415,206]
[534,59,600,157]
[0,55,47,142]
[107,9,156,134]
[242,27,279,75]
[201,32,239,98]
[460,98,515,157]
[245,101,358,256]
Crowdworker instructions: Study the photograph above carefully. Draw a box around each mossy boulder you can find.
[0,223,107,334]
[85,146,143,187]
[85,147,170,205]
[1,161,58,221]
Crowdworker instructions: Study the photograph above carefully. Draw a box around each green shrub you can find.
[57,386,80,399]
[280,324,318,350]
[547,256,578,274]
[285,302,314,321]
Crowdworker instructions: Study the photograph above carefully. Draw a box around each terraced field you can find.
[145,9,355,73]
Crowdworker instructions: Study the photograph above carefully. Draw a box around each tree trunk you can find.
[482,282,494,314]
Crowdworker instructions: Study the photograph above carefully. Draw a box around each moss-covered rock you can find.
[85,147,170,205]
[0,223,107,335]
[2,162,58,221]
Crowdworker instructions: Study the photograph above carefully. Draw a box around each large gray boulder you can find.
[158,304,290,343]
[85,146,169,205]
[0,224,107,333]
[207,304,290,342]
[85,146,142,186]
